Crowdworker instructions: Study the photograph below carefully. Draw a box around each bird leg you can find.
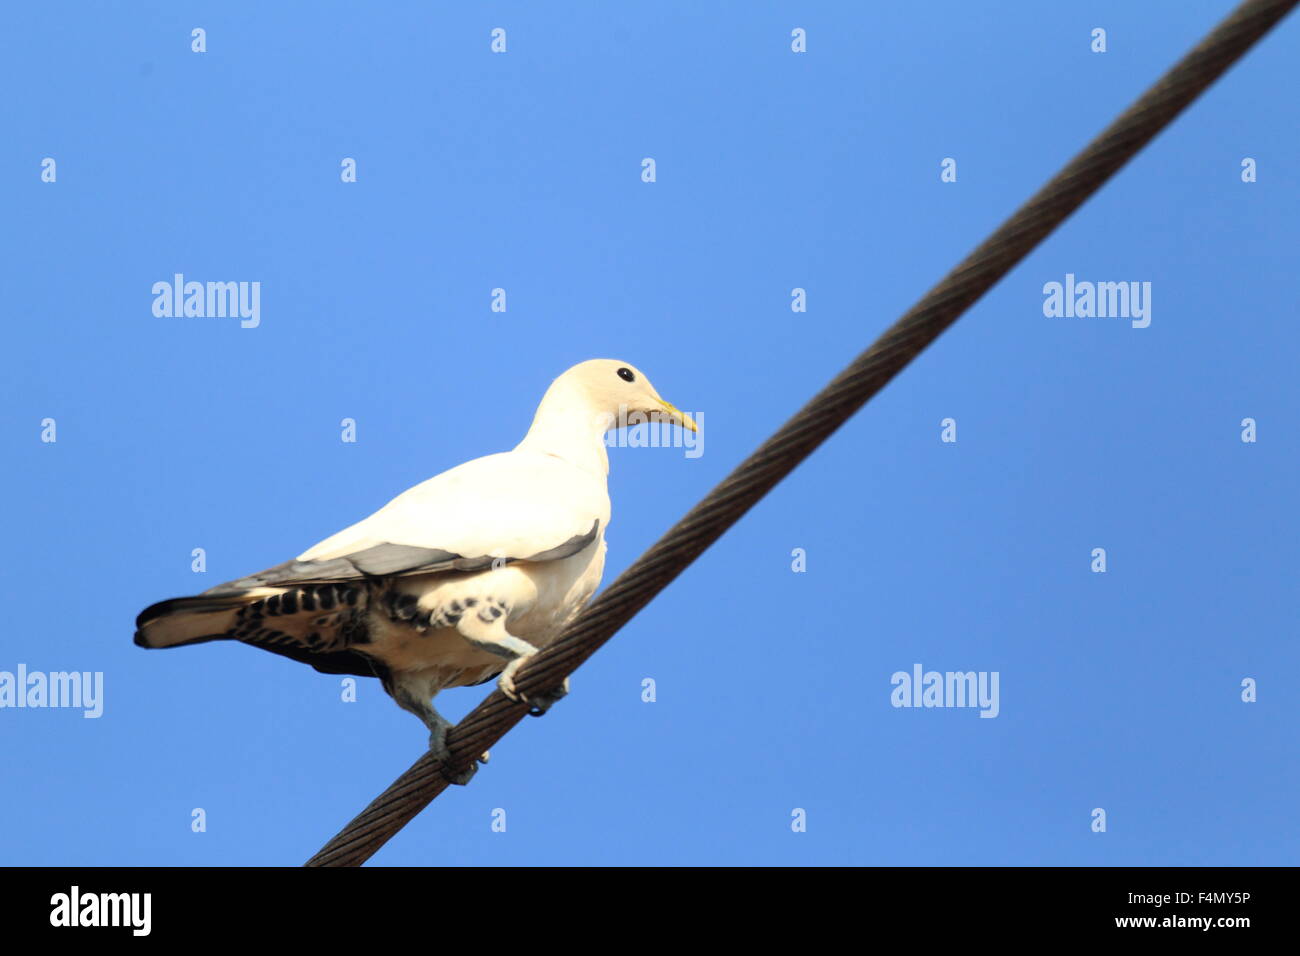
[387,676,488,785]
[456,609,570,717]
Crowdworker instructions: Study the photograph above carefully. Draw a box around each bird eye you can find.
[617,367,635,382]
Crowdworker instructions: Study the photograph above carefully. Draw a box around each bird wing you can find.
[135,450,610,675]
[206,448,608,594]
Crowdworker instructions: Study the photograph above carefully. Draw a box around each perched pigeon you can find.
[135,359,696,783]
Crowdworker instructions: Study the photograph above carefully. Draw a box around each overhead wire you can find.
[305,0,1299,866]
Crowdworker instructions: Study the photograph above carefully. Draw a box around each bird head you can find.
[558,358,698,434]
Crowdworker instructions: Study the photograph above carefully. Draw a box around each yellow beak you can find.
[657,400,698,433]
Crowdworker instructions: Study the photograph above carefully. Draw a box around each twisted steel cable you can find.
[306,0,1298,866]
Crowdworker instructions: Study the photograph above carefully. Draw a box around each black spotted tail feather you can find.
[134,592,267,649]
[134,582,377,677]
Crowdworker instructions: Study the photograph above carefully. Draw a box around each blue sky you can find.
[2,1,1296,866]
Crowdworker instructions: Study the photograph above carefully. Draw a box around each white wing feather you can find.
[298,450,610,563]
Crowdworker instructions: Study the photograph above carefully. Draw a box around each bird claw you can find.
[498,659,569,716]
[428,728,490,786]
[526,677,570,717]
[440,761,479,786]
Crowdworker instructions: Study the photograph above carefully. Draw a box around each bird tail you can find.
[134,588,282,649]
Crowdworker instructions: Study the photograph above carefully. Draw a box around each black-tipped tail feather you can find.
[135,593,265,649]
[134,585,380,678]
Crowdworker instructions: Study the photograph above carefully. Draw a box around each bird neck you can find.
[514,380,611,477]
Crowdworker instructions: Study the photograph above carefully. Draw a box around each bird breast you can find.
[361,536,607,689]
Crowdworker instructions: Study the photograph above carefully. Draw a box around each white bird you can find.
[135,359,696,783]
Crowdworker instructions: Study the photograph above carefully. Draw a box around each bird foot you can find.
[524,677,570,717]
[428,727,490,786]
[498,658,570,716]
